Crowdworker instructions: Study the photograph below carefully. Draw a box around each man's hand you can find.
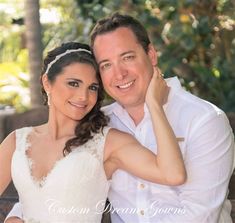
[4,217,24,223]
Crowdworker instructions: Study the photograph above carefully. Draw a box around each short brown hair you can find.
[90,12,151,53]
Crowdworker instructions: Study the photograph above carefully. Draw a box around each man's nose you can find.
[113,63,128,80]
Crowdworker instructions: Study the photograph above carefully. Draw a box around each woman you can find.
[0,42,186,222]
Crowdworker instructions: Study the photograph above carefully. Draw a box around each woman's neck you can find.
[46,111,77,140]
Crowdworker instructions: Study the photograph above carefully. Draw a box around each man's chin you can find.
[117,99,145,109]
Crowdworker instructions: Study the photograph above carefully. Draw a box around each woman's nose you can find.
[77,88,88,101]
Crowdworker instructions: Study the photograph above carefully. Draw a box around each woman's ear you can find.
[41,74,51,93]
[147,44,158,66]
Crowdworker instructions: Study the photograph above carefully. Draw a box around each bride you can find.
[0,42,186,222]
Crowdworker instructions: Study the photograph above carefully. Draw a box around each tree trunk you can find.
[24,0,43,107]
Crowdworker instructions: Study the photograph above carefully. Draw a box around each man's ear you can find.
[41,74,51,92]
[147,44,158,66]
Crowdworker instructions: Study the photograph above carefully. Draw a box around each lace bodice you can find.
[11,126,111,223]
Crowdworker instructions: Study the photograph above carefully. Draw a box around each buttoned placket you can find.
[134,112,152,222]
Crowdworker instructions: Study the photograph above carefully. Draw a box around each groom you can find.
[5,12,235,223]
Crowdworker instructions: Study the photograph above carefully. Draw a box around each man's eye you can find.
[100,63,111,71]
[89,85,99,91]
[68,81,79,87]
[123,55,135,61]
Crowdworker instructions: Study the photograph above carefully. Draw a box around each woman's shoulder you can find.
[103,128,139,163]
[1,125,41,148]
[1,125,34,145]
[0,129,16,152]
[105,128,136,148]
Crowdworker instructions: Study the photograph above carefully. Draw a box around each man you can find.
[5,12,235,223]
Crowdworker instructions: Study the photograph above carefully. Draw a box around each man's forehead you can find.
[93,37,140,59]
[93,27,138,46]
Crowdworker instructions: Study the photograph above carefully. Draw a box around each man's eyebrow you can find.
[120,50,135,57]
[98,59,109,66]
[98,50,135,66]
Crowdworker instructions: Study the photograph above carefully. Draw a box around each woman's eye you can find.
[68,81,79,87]
[89,85,99,91]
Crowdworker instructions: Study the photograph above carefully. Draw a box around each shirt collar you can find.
[110,76,182,127]
[163,76,182,109]
[143,76,183,116]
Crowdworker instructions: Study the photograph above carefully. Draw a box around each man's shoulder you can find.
[167,76,222,117]
[167,76,222,113]
[174,88,224,119]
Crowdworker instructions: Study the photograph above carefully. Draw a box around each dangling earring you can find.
[46,92,51,106]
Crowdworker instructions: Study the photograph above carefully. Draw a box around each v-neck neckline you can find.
[23,127,74,188]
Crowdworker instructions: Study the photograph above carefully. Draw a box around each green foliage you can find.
[0,50,30,112]
[0,0,234,112]
[0,1,28,111]
[74,0,235,112]
[40,0,94,52]
[148,0,235,112]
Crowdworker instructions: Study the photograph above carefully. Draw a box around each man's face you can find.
[93,27,157,110]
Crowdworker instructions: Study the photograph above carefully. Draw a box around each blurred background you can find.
[0,0,234,113]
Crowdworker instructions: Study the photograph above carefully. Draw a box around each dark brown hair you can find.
[90,12,151,52]
[41,42,109,155]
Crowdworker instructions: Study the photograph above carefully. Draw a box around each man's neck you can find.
[124,104,145,126]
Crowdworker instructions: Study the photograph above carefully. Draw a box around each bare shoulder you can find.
[104,128,138,162]
[106,128,137,151]
[0,130,16,153]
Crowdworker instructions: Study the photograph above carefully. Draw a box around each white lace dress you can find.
[11,127,111,223]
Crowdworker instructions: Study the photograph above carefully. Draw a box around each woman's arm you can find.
[0,131,16,195]
[4,203,24,223]
[104,68,186,185]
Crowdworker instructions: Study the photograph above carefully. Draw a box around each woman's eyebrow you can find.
[66,78,83,83]
[67,78,99,86]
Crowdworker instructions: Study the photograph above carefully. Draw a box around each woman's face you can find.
[44,62,99,121]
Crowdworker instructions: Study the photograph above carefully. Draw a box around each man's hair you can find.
[90,12,151,52]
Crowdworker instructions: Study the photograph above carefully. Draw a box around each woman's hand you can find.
[146,66,169,108]
[105,66,186,185]
[4,217,24,223]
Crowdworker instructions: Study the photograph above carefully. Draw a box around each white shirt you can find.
[5,77,235,223]
[103,77,235,223]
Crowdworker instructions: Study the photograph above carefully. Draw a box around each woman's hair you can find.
[41,42,109,155]
[90,12,151,53]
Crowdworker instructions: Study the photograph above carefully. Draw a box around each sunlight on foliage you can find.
[0,0,234,112]
[0,51,30,112]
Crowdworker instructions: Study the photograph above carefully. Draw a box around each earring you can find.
[46,92,50,106]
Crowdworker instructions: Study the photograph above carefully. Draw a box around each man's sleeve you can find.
[160,111,235,223]
[4,202,23,222]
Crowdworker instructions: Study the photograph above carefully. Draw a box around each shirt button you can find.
[140,209,145,215]
[139,183,145,189]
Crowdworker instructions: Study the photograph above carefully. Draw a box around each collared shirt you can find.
[5,77,235,223]
[102,77,235,223]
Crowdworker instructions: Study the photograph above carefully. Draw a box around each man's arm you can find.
[159,111,234,223]
[4,203,23,223]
